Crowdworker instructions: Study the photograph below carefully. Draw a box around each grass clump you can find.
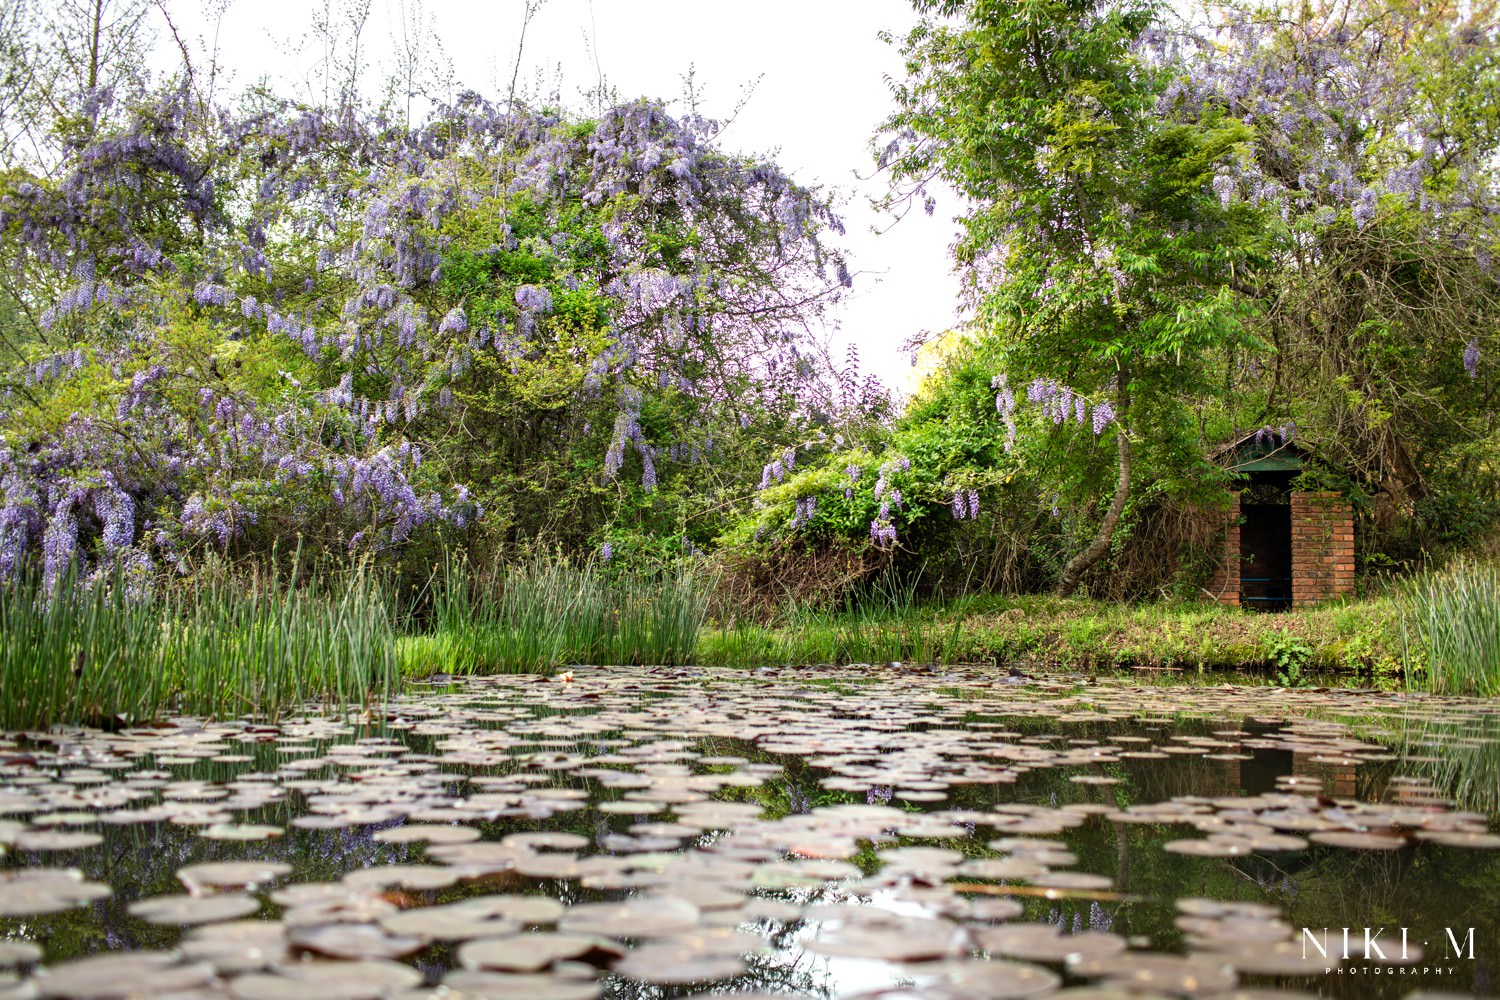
[1403,558,1500,696]
[398,556,707,675]
[0,560,396,730]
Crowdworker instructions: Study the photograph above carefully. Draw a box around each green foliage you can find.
[1262,628,1313,687]
[879,0,1270,595]
[698,588,1404,680]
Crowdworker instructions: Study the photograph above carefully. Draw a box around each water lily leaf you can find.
[558,897,699,938]
[34,953,215,999]
[457,933,622,973]
[129,893,261,926]
[177,861,292,893]
[289,922,428,959]
[229,960,423,1000]
[0,869,110,916]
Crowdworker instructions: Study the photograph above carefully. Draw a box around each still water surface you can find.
[2,665,1498,999]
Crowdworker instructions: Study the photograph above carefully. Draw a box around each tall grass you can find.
[160,561,396,718]
[1,568,164,730]
[1403,558,1500,696]
[0,561,396,731]
[1402,713,1500,814]
[398,555,707,674]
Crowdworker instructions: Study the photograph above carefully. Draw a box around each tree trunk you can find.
[1057,381,1132,598]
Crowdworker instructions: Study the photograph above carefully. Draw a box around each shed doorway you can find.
[1240,503,1291,610]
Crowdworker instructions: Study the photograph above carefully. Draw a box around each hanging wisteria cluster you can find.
[859,456,911,549]
[789,495,817,530]
[1253,422,1298,446]
[753,360,1131,549]
[0,81,853,579]
[1022,378,1116,436]
[986,372,1118,451]
[760,447,799,491]
[951,490,980,521]
[0,360,466,586]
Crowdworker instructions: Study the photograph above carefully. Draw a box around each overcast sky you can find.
[159,0,966,392]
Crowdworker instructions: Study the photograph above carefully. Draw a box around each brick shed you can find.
[1202,433,1355,610]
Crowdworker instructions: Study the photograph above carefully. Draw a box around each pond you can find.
[2,664,1499,1000]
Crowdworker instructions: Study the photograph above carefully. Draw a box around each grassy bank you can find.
[1,555,710,729]
[699,591,1408,685]
[8,554,1496,730]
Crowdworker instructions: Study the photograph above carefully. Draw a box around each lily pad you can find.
[128,893,261,926]
[178,861,292,893]
[441,970,602,1000]
[289,922,428,959]
[0,868,111,917]
[229,960,424,1000]
[458,933,623,973]
[558,897,700,938]
[34,953,215,999]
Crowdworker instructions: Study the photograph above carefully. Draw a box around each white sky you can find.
[157,0,967,392]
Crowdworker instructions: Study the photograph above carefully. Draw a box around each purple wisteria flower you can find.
[790,495,817,529]
[514,284,553,313]
[639,446,657,491]
[438,306,468,334]
[95,479,135,551]
[1465,338,1480,379]
[993,373,1018,451]
[42,496,81,591]
[1091,401,1115,435]
[0,89,857,579]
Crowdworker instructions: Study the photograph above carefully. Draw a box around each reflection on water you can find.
[1398,706,1500,817]
[0,666,1498,999]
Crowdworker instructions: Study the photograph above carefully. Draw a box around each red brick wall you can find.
[1291,492,1355,607]
[1203,492,1241,606]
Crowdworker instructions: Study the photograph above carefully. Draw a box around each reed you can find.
[0,560,396,730]
[399,555,707,674]
[1403,557,1500,696]
[0,567,164,729]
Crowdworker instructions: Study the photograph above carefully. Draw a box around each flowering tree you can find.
[1167,0,1500,523]
[880,0,1265,596]
[0,77,858,580]
[0,0,157,168]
